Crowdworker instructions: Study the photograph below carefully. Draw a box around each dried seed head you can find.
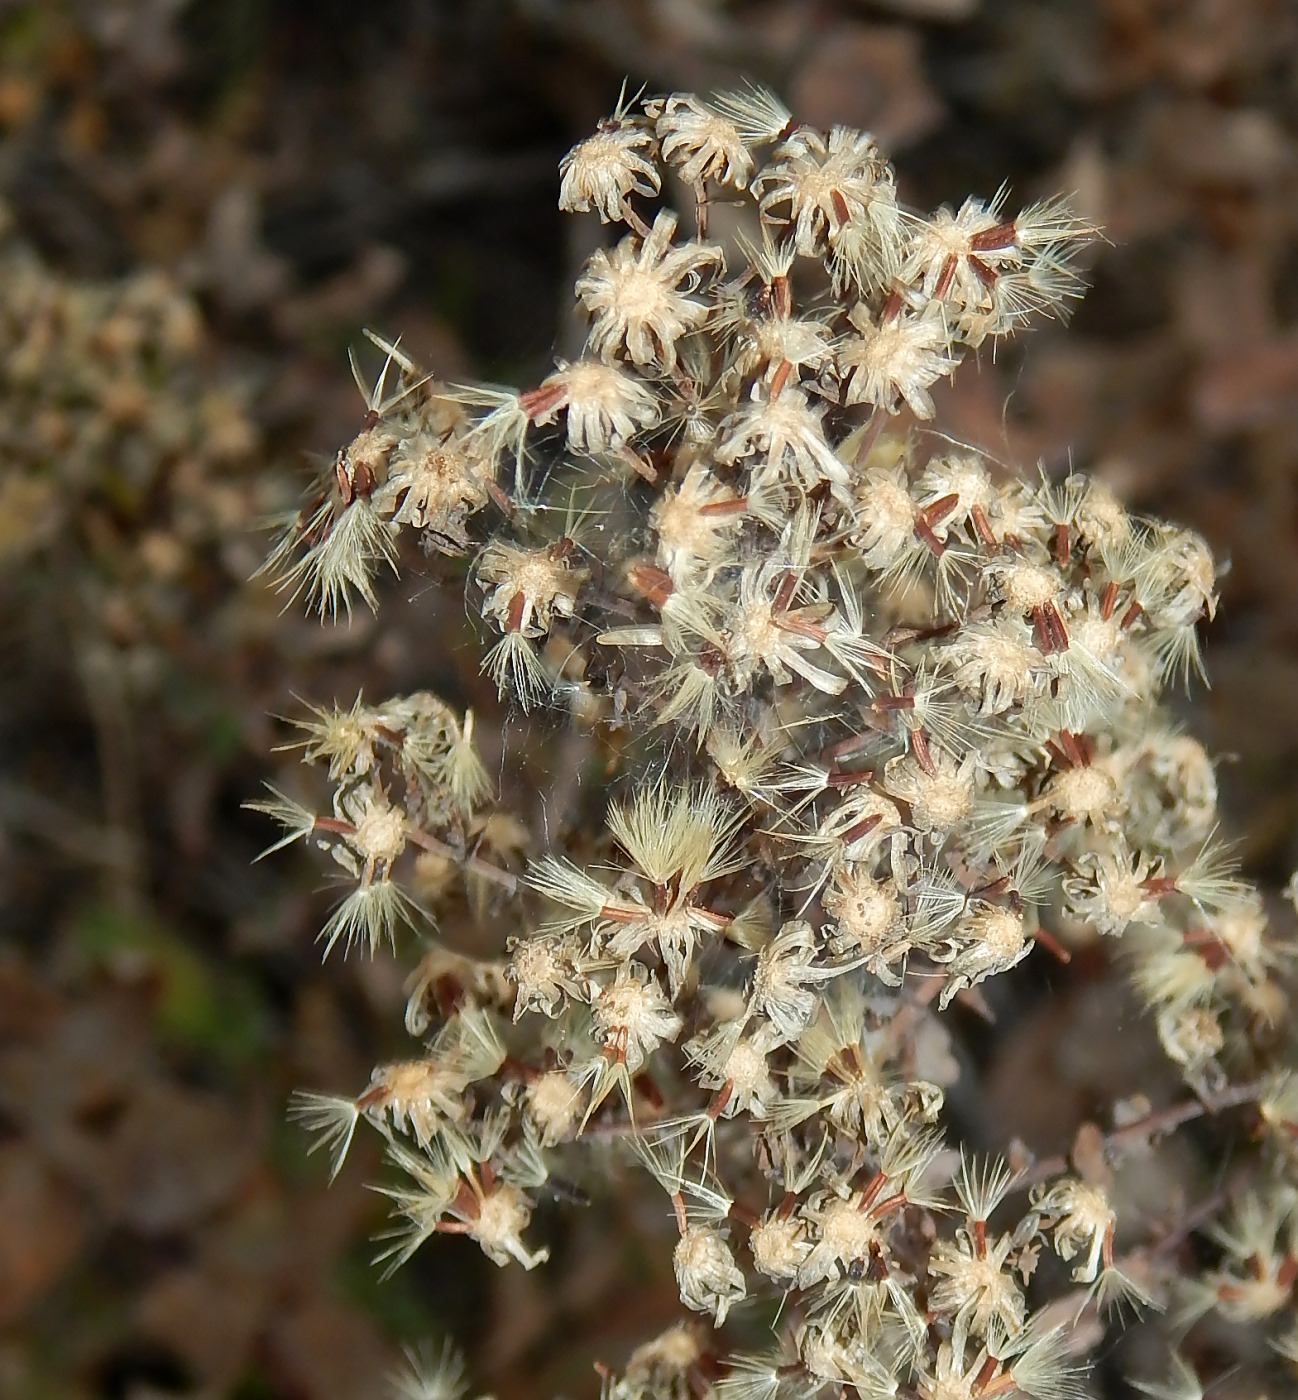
[651,92,757,189]
[373,432,487,544]
[838,302,958,419]
[993,558,1064,614]
[352,793,409,865]
[944,617,1044,714]
[476,541,588,638]
[559,122,661,222]
[824,865,902,959]
[471,1180,548,1270]
[885,750,975,835]
[592,963,683,1073]
[1157,1005,1224,1072]
[1045,763,1119,825]
[1033,1177,1116,1283]
[755,125,895,259]
[576,211,723,371]
[651,463,745,582]
[940,902,1030,1000]
[531,358,661,455]
[673,1224,747,1322]
[523,1069,583,1146]
[506,932,584,1019]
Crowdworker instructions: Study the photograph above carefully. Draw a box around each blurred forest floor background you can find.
[1,2,1296,1398]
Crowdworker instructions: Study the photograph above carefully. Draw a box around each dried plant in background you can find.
[251,83,1298,1400]
[0,202,263,909]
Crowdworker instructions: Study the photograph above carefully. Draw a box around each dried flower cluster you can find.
[257,87,1298,1400]
[0,204,258,578]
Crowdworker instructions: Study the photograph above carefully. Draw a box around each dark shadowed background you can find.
[1,2,1296,1398]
